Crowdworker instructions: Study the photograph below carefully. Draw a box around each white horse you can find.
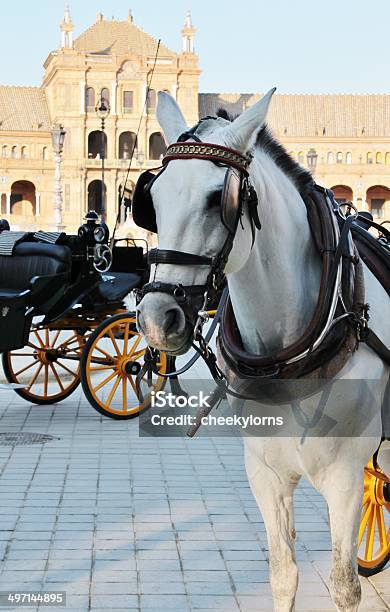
[136,90,389,611]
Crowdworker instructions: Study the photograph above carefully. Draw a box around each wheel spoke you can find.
[43,364,49,398]
[90,364,116,372]
[365,504,377,561]
[14,360,38,377]
[59,333,79,348]
[358,502,372,546]
[49,363,64,392]
[107,330,120,356]
[106,375,121,407]
[93,369,118,392]
[27,362,43,391]
[128,335,142,358]
[128,375,138,394]
[28,341,41,351]
[56,360,78,378]
[50,329,61,348]
[376,507,388,550]
[132,348,146,360]
[94,345,116,361]
[34,331,45,348]
[122,377,127,411]
[123,323,129,356]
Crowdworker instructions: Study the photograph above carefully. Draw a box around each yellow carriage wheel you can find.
[2,328,84,404]
[80,313,167,419]
[358,459,390,576]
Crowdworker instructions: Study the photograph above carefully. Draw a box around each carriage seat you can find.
[0,241,72,298]
[97,272,141,302]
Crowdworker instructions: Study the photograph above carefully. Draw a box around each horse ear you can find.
[157,91,188,144]
[224,88,276,152]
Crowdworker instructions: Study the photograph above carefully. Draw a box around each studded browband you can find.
[163,142,252,174]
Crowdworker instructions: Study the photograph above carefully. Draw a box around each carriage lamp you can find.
[307,148,318,173]
[51,124,66,232]
[95,95,111,222]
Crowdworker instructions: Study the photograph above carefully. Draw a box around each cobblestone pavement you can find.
[0,385,388,612]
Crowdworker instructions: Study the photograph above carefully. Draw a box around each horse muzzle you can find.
[136,292,194,355]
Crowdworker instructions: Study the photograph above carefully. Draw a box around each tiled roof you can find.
[0,86,51,132]
[74,18,176,58]
[199,93,390,138]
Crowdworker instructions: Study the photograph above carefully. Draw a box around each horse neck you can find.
[228,154,322,355]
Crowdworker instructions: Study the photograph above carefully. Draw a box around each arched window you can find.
[336,152,343,164]
[119,132,137,159]
[366,185,390,219]
[327,152,334,164]
[376,152,382,164]
[85,87,95,111]
[149,132,166,160]
[1,145,7,158]
[331,185,353,205]
[147,89,156,113]
[386,153,390,165]
[88,180,105,214]
[101,87,110,105]
[11,146,17,159]
[346,152,352,164]
[42,146,49,160]
[367,152,373,164]
[88,131,107,159]
[21,146,28,159]
[10,180,36,216]
[297,151,304,165]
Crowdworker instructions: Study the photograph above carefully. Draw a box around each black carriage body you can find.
[0,223,148,353]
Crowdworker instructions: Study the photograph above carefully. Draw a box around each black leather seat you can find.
[0,242,72,297]
[97,272,141,302]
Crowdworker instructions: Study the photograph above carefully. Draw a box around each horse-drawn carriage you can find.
[0,215,168,418]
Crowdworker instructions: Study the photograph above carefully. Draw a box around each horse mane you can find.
[216,108,313,192]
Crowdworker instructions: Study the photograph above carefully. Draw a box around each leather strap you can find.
[362,328,390,365]
[148,249,212,267]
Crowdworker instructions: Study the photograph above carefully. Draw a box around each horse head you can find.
[136,88,275,354]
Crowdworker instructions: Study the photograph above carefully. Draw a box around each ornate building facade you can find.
[0,8,389,233]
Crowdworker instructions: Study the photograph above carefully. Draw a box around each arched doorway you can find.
[10,180,36,216]
[366,185,390,219]
[88,131,107,159]
[88,180,105,214]
[118,180,135,223]
[330,185,353,204]
[149,132,166,160]
[119,132,137,159]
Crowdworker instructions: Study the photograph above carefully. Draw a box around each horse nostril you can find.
[164,308,180,335]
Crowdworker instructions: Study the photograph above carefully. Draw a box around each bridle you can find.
[135,127,261,341]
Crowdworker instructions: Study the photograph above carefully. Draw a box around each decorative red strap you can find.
[163,142,251,174]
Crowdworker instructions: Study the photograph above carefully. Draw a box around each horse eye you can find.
[206,190,222,209]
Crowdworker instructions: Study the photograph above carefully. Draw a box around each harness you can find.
[133,125,390,427]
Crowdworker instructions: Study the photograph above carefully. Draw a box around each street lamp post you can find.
[51,124,66,232]
[307,148,318,175]
[95,95,110,222]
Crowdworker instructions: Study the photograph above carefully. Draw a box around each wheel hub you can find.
[123,360,142,376]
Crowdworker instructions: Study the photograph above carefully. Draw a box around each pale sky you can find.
[0,0,389,93]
